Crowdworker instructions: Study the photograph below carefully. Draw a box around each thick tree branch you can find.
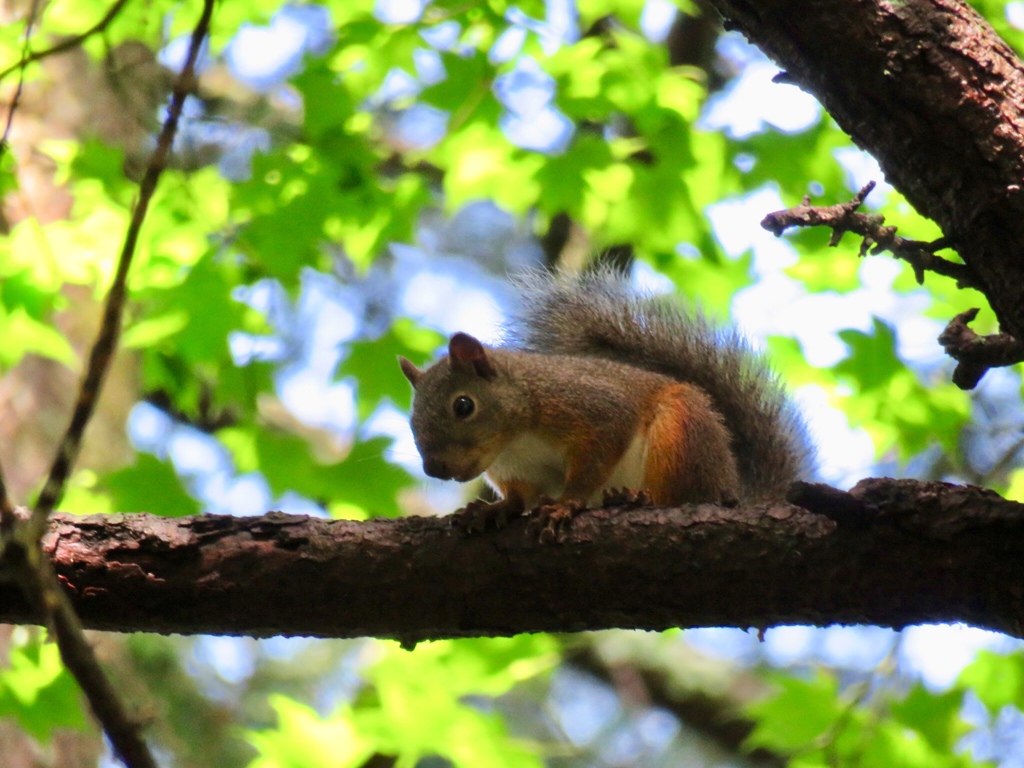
[1,479,1022,641]
[706,0,1024,345]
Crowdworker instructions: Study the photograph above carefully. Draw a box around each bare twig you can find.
[760,182,983,291]
[938,308,1024,389]
[31,0,211,537]
[0,0,132,84]
[1,0,44,150]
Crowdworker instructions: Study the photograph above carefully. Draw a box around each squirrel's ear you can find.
[449,332,497,380]
[398,357,422,386]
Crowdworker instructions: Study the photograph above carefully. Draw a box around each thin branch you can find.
[30,0,211,537]
[0,0,132,85]
[0,3,215,767]
[8,545,159,768]
[760,182,983,291]
[1,0,44,149]
[937,308,1024,389]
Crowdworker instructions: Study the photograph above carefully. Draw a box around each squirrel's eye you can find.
[452,396,475,419]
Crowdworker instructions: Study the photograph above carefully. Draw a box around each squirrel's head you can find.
[399,333,524,482]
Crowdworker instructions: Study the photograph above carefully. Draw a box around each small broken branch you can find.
[938,308,1024,389]
[760,182,982,290]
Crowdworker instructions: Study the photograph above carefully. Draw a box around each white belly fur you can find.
[601,431,649,502]
[486,431,650,506]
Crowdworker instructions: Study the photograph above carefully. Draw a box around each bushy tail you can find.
[508,270,814,501]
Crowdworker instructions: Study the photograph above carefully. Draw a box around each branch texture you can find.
[709,0,1024,341]
[2,479,1022,641]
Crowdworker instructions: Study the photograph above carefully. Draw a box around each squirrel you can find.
[398,270,814,530]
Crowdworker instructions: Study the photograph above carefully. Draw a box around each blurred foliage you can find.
[0,631,87,742]
[0,0,1022,766]
[743,648,1024,767]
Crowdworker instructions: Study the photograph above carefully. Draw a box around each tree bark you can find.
[2,479,1022,641]
[706,0,1024,340]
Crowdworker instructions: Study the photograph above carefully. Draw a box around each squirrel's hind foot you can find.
[527,497,585,544]
[601,487,653,509]
[451,497,524,533]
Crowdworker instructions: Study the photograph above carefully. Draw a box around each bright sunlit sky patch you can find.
[702,58,821,138]
[226,5,333,90]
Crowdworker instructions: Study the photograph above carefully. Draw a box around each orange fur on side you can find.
[643,383,740,505]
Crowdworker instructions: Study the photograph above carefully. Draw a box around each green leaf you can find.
[835,318,902,391]
[69,139,133,199]
[420,50,491,112]
[338,319,444,419]
[228,428,413,517]
[102,453,201,517]
[0,635,87,742]
[891,683,969,753]
[0,307,77,367]
[533,135,615,218]
[858,720,972,768]
[355,637,557,768]
[318,436,414,517]
[745,669,843,751]
[0,270,58,320]
[293,60,358,141]
[833,317,970,459]
[247,696,373,768]
[435,123,543,213]
[122,311,190,348]
[957,650,1024,715]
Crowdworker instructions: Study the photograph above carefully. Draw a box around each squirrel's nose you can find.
[423,457,452,479]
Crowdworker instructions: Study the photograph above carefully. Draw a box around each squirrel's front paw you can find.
[527,497,585,544]
[451,498,522,533]
[601,487,653,509]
